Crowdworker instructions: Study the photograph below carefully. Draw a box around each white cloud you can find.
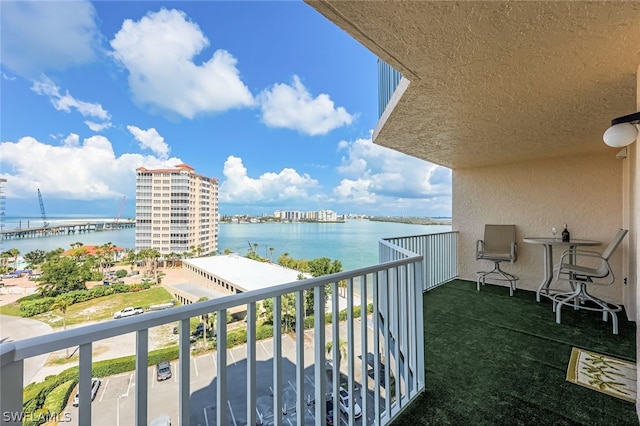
[0,135,181,200]
[127,126,170,160]
[333,135,452,215]
[0,0,99,78]
[110,8,255,119]
[31,77,112,131]
[219,156,320,204]
[333,178,376,204]
[258,75,355,136]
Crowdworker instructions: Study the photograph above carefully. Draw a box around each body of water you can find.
[1,217,451,271]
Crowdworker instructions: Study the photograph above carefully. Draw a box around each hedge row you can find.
[39,380,75,425]
[19,282,152,317]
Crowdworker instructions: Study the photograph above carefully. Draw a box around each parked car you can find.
[72,378,101,407]
[149,415,172,426]
[156,361,172,381]
[192,322,205,337]
[337,387,362,419]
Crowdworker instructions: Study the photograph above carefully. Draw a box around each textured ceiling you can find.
[305,1,640,169]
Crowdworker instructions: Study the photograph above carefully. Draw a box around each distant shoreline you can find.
[368,216,451,226]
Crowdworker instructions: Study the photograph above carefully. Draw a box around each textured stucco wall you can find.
[453,152,625,304]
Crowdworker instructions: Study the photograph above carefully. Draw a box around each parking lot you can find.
[63,318,380,425]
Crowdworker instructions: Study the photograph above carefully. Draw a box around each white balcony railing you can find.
[383,231,458,291]
[0,233,456,425]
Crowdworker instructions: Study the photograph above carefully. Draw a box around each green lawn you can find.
[32,287,173,328]
[0,302,23,317]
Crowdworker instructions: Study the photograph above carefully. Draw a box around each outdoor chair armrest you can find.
[558,250,605,265]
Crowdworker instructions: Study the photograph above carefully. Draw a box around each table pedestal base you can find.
[552,284,621,334]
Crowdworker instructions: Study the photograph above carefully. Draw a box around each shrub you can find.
[116,269,128,278]
[255,323,273,340]
[227,329,247,347]
[19,282,141,317]
[20,298,54,317]
[41,379,75,419]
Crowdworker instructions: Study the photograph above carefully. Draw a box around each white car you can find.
[72,378,101,407]
[149,415,172,426]
[337,387,362,419]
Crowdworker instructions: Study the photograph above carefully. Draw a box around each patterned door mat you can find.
[566,347,636,403]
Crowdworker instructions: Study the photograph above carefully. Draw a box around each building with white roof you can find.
[167,254,309,310]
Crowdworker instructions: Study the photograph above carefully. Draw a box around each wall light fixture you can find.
[603,111,640,148]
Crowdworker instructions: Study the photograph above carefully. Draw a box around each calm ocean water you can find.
[1,217,451,271]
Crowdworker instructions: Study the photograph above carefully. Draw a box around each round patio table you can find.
[522,238,601,302]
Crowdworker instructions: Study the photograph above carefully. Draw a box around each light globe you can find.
[603,123,639,148]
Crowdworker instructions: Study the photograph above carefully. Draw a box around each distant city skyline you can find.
[0,1,452,219]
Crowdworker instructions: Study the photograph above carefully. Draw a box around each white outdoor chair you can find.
[476,224,518,296]
[552,229,628,334]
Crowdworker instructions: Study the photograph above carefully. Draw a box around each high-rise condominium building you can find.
[135,164,218,255]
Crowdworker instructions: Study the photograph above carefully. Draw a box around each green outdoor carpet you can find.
[390,280,637,426]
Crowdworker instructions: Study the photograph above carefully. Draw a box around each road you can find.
[0,314,53,384]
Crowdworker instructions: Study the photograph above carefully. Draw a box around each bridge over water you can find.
[0,219,135,240]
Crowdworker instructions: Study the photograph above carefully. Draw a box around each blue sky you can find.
[0,0,452,219]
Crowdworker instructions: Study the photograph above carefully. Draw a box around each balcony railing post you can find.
[0,344,23,426]
[216,309,228,426]
[360,274,369,424]
[247,302,257,426]
[273,297,283,426]
[313,285,327,426]
[295,291,305,426]
[135,330,148,426]
[415,260,425,390]
[79,343,93,426]
[179,318,191,426]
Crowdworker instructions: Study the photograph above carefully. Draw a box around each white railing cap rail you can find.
[1,254,421,364]
[382,230,458,241]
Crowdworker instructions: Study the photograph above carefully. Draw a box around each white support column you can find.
[314,285,326,426]
[382,268,392,416]
[415,260,426,391]
[331,280,340,414]
[0,346,23,426]
[135,329,148,426]
[346,277,355,423]
[217,309,228,426]
[295,290,305,426]
[372,271,381,423]
[78,343,93,426]
[360,274,368,423]
[246,303,257,426]
[179,318,190,426]
[273,296,283,426]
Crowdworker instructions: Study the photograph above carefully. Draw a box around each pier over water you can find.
[0,219,135,240]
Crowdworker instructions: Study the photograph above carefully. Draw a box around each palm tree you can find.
[326,339,348,385]
[51,298,73,357]
[7,248,20,270]
[123,249,137,273]
[269,247,274,263]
